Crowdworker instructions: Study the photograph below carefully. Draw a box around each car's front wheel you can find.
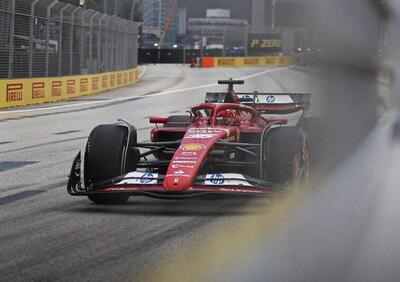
[84,123,139,204]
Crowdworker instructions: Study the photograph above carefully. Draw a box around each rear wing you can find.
[205,92,310,113]
[238,93,310,112]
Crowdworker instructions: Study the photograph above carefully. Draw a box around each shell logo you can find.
[181,143,205,151]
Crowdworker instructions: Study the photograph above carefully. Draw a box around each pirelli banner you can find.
[212,56,292,68]
[248,34,282,55]
[0,68,139,108]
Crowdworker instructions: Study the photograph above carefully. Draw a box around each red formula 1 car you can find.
[68,80,310,204]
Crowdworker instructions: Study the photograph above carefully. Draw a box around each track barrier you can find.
[191,56,293,68]
[0,68,139,109]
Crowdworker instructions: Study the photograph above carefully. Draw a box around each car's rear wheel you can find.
[84,124,139,204]
[262,126,309,186]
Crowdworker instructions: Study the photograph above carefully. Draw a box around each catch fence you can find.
[0,0,140,79]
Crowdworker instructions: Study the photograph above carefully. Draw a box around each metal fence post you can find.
[58,4,70,76]
[80,10,91,74]
[29,0,41,78]
[104,16,111,72]
[8,0,15,79]
[118,21,123,70]
[70,7,80,75]
[110,16,116,71]
[244,25,249,56]
[98,14,106,73]
[88,12,99,73]
[45,0,58,77]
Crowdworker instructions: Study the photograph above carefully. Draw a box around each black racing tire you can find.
[262,126,308,185]
[163,115,192,128]
[84,124,138,205]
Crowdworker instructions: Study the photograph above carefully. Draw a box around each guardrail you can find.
[0,68,139,108]
[192,56,293,68]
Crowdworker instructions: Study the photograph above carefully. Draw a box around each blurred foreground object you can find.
[151,1,400,281]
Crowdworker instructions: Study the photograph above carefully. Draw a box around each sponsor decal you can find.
[92,77,99,90]
[117,73,122,85]
[266,95,276,103]
[248,34,282,55]
[257,95,294,104]
[110,74,115,86]
[244,58,259,65]
[117,172,158,185]
[266,57,277,65]
[174,156,198,160]
[188,128,230,137]
[140,172,155,184]
[171,165,194,169]
[172,160,196,164]
[80,78,88,92]
[67,80,75,95]
[185,133,214,139]
[210,173,225,185]
[102,75,108,88]
[32,82,45,99]
[6,84,23,102]
[173,170,185,175]
[51,81,62,97]
[124,72,128,84]
[239,94,253,102]
[204,173,253,187]
[182,151,197,156]
[188,128,222,134]
[218,58,235,66]
[167,173,191,178]
[181,143,206,151]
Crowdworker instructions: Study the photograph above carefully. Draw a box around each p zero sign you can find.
[248,34,282,55]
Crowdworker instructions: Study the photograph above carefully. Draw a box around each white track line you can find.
[0,66,289,115]
[138,65,146,79]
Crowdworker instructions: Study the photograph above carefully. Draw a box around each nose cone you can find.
[163,175,193,191]
[163,127,231,191]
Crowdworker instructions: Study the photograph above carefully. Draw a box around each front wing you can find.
[67,155,285,198]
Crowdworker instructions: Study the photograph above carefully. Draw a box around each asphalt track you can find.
[0,65,316,281]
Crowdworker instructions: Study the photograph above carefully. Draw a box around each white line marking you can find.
[138,65,146,79]
[0,66,289,115]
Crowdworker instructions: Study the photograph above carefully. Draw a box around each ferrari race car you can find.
[67,80,311,204]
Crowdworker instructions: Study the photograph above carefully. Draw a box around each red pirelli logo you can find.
[52,81,62,97]
[6,84,23,102]
[67,80,76,95]
[110,74,115,86]
[80,78,88,92]
[218,58,235,66]
[32,82,45,99]
[102,75,108,88]
[266,57,277,64]
[117,73,122,85]
[92,77,99,90]
[244,58,259,65]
